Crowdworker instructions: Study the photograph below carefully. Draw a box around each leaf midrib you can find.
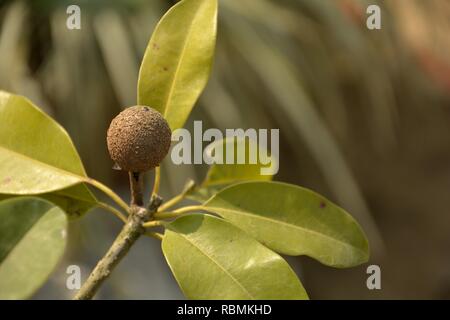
[205,205,366,256]
[162,1,204,120]
[174,231,255,299]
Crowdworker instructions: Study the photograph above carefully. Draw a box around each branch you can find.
[73,180,162,300]
[73,206,149,300]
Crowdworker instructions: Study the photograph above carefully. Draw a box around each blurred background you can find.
[1,0,450,299]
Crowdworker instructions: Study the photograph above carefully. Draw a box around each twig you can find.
[154,205,204,220]
[74,173,161,300]
[73,206,150,300]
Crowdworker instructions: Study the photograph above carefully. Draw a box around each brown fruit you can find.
[107,106,171,172]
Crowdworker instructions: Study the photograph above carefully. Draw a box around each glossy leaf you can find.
[162,214,308,300]
[189,137,276,202]
[0,186,96,219]
[0,91,96,216]
[0,197,67,299]
[138,0,218,130]
[204,181,369,268]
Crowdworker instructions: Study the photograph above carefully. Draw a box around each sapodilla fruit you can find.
[107,106,171,172]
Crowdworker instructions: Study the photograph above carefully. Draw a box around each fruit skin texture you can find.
[107,106,172,172]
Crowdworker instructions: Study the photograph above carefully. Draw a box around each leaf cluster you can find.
[0,0,368,300]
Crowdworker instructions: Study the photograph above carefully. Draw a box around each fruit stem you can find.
[129,171,144,207]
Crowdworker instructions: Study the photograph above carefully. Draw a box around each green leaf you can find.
[0,197,68,299]
[162,214,308,300]
[39,186,97,219]
[0,91,97,216]
[188,137,276,202]
[0,186,96,219]
[138,0,218,130]
[204,181,369,268]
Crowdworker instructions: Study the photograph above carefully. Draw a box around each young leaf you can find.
[0,91,97,216]
[203,181,369,268]
[162,214,308,300]
[138,0,218,130]
[188,137,276,202]
[0,197,67,299]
